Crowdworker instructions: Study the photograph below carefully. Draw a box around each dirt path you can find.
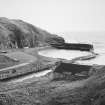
[9,70,52,83]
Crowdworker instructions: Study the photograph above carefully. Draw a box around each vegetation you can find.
[0,17,65,49]
[0,64,104,105]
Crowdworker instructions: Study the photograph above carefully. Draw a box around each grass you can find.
[0,65,104,105]
[0,48,104,105]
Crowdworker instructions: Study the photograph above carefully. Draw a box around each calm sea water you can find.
[39,32,105,65]
[60,32,105,49]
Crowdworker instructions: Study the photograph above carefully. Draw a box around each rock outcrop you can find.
[0,17,65,49]
[53,43,94,51]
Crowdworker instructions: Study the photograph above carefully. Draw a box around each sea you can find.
[60,31,105,50]
[39,31,105,65]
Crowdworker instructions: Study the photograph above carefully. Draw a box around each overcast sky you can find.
[0,0,105,33]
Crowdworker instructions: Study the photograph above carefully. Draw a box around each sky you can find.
[0,0,105,33]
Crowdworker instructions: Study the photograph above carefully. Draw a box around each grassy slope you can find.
[0,17,64,49]
[0,65,105,105]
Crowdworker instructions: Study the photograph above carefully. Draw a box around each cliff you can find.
[0,17,94,51]
[0,17,65,49]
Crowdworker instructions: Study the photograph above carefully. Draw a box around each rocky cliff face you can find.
[0,17,65,49]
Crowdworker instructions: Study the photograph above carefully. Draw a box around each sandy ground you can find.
[39,48,105,65]
[39,48,92,60]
